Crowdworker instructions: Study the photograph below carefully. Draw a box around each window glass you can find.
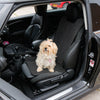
[90,4,100,32]
[0,4,13,29]
[10,5,35,18]
[47,1,71,12]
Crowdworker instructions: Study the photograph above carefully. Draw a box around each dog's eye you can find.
[48,45,51,47]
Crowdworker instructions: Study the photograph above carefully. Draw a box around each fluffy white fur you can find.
[36,39,58,72]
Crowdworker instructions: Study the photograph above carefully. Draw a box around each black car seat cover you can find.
[22,3,84,91]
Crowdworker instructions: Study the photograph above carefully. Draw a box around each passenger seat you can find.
[22,3,84,91]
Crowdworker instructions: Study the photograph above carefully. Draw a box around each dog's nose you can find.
[45,48,47,51]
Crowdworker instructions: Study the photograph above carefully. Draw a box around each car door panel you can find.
[85,1,100,87]
[84,33,100,87]
[89,34,100,86]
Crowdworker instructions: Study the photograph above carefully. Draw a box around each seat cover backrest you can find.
[54,3,83,64]
[24,14,42,44]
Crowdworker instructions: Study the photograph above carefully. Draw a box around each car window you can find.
[10,5,35,18]
[47,1,71,12]
[0,4,13,29]
[90,4,100,33]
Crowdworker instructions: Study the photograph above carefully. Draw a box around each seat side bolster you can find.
[64,42,80,69]
[22,63,33,78]
[32,39,43,49]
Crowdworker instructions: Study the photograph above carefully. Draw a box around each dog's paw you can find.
[37,67,43,72]
[49,69,54,72]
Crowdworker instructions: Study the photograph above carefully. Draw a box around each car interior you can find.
[0,1,87,98]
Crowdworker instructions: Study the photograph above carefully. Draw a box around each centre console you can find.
[4,43,36,57]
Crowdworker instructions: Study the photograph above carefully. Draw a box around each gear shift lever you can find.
[15,46,19,53]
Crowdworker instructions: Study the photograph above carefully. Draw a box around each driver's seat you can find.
[4,14,42,57]
[22,3,84,91]
[24,14,42,45]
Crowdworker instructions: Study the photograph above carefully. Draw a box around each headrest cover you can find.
[31,14,42,26]
[66,3,82,22]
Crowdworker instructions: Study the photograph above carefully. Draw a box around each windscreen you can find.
[0,4,13,31]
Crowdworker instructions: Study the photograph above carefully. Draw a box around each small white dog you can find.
[36,38,58,72]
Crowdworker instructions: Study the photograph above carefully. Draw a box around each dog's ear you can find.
[39,41,44,53]
[52,43,58,55]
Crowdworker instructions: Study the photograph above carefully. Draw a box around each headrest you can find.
[31,14,42,26]
[66,3,82,22]
[35,5,47,16]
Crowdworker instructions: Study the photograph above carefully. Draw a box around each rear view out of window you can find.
[47,1,71,11]
[11,5,35,18]
[91,4,100,32]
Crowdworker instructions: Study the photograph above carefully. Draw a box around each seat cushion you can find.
[22,56,65,83]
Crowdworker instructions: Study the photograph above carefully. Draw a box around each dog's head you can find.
[39,38,58,56]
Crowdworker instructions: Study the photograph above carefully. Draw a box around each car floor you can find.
[11,76,35,98]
